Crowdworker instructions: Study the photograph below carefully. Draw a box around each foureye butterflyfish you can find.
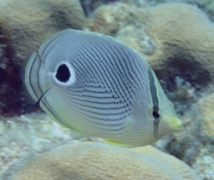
[24,29,182,146]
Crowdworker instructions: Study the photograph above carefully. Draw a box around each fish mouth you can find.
[164,114,182,129]
[153,114,182,139]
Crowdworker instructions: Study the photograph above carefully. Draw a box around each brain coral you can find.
[89,2,214,90]
[0,0,85,65]
[11,142,200,180]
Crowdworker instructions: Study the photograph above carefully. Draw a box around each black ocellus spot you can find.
[55,64,70,82]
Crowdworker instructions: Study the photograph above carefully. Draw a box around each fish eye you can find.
[54,62,76,86]
[152,110,160,119]
[149,107,162,119]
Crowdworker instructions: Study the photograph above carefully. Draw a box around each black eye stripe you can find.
[148,68,161,138]
[148,68,159,113]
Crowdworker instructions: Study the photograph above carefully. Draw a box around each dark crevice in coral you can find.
[0,29,30,117]
[0,68,6,83]
[157,57,211,92]
[0,62,23,117]
[152,47,213,116]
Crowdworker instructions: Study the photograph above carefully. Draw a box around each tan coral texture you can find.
[0,0,85,65]
[198,92,214,137]
[90,3,214,86]
[140,3,214,83]
[13,142,200,180]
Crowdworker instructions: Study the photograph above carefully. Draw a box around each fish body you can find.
[25,29,181,146]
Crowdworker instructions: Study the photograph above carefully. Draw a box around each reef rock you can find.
[0,0,85,65]
[11,142,200,180]
[89,2,214,91]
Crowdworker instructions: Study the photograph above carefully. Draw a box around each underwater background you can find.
[0,0,214,179]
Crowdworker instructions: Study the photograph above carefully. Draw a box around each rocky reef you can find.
[1,0,214,179]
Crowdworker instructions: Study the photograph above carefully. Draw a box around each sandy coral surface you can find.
[11,142,200,180]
